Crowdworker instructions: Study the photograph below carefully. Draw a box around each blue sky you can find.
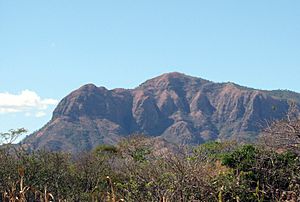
[0,0,300,139]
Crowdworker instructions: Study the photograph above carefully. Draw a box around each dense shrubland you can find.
[1,112,300,201]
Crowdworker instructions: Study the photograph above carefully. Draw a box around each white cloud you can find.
[0,90,59,117]
[35,111,47,118]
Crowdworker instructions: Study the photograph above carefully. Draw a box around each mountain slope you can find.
[22,72,300,153]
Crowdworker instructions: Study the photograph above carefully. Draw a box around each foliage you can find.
[0,130,300,201]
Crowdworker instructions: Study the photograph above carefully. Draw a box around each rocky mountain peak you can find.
[138,72,208,90]
[22,72,300,153]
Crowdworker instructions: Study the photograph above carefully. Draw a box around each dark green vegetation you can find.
[1,125,300,201]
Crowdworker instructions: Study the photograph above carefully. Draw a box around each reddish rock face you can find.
[22,72,299,153]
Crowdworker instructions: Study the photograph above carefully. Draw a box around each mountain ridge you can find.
[22,72,300,153]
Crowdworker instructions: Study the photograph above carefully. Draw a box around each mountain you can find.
[22,72,300,153]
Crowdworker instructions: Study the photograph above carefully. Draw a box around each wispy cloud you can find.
[0,90,58,117]
[35,111,47,118]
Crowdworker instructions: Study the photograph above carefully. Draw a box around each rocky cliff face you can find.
[22,72,299,153]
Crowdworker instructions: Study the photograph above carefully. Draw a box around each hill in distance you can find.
[22,72,300,153]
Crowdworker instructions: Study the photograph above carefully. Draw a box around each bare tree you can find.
[262,102,300,154]
[0,128,27,145]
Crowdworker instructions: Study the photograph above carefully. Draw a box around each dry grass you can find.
[2,167,54,202]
